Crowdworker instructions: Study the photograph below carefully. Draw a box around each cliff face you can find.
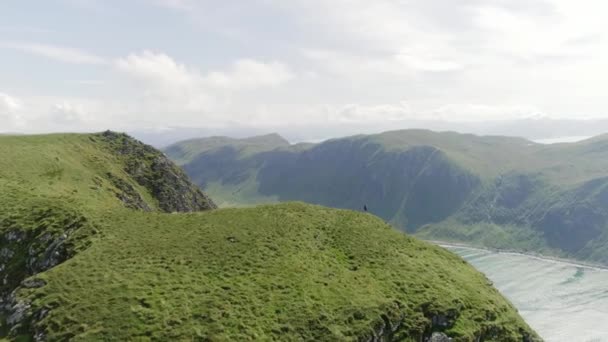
[0,202,94,339]
[98,131,216,212]
[0,132,216,339]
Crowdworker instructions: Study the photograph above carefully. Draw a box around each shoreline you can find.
[425,240,608,272]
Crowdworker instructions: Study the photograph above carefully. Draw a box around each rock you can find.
[6,231,24,242]
[7,300,30,326]
[22,278,47,289]
[0,207,92,339]
[105,172,152,211]
[431,314,450,329]
[358,311,406,342]
[26,228,74,273]
[0,247,14,260]
[428,332,452,342]
[98,131,216,212]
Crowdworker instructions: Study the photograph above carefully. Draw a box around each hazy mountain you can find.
[167,129,608,264]
[132,118,608,147]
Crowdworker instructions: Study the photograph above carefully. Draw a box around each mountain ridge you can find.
[166,129,608,264]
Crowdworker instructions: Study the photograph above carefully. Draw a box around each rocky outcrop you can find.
[0,132,217,340]
[105,172,152,211]
[97,131,216,212]
[358,305,537,342]
[0,205,93,339]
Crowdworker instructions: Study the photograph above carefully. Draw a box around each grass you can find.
[0,133,156,213]
[21,204,535,341]
[202,180,280,208]
[0,133,537,341]
[416,221,558,256]
[165,133,290,166]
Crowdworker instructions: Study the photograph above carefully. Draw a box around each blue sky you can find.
[2,0,608,137]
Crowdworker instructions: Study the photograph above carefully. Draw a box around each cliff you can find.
[0,133,537,341]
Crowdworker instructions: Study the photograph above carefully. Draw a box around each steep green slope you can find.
[15,204,537,341]
[167,129,608,264]
[0,132,537,341]
[164,133,290,165]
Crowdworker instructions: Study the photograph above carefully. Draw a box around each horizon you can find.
[2,125,600,147]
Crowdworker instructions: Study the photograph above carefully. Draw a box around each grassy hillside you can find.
[0,132,537,341]
[166,129,608,264]
[164,133,290,165]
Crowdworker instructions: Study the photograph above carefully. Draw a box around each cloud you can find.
[0,93,23,130]
[49,102,88,125]
[395,54,465,72]
[115,51,293,90]
[432,104,546,121]
[114,51,212,118]
[203,59,294,89]
[328,102,413,122]
[0,42,106,65]
[115,51,198,87]
[321,102,545,123]
[5,0,608,136]
[111,51,296,126]
[154,0,192,11]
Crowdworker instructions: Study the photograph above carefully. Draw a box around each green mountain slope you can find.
[0,132,537,341]
[166,129,608,264]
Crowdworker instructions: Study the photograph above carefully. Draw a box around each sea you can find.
[446,246,608,342]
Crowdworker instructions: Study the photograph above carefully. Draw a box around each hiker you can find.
[363,204,368,212]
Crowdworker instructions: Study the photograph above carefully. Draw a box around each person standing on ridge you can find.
[363,205,368,212]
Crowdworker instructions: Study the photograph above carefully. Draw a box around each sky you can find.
[2,0,608,140]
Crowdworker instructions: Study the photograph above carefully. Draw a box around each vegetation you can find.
[0,133,537,341]
[166,129,608,264]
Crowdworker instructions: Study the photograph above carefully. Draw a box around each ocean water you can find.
[446,246,608,342]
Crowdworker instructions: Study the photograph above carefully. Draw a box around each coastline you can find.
[425,240,608,272]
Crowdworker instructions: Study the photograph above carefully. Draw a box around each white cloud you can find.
[115,51,294,90]
[328,102,413,122]
[5,0,608,136]
[320,102,546,123]
[114,51,213,121]
[395,54,465,72]
[49,102,88,125]
[203,59,294,89]
[154,0,192,11]
[0,42,106,65]
[0,93,23,130]
[432,104,546,121]
[111,51,296,125]
[115,51,198,87]
[473,1,608,62]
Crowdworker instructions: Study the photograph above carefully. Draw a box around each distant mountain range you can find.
[166,129,608,264]
[133,117,608,147]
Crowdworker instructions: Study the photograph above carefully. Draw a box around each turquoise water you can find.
[447,246,608,342]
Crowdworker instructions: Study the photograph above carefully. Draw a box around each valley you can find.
[165,129,608,265]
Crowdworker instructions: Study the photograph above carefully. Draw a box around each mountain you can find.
[131,118,608,148]
[164,133,290,165]
[166,129,608,264]
[0,132,536,341]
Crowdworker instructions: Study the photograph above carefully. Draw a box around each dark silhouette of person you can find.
[363,205,368,212]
